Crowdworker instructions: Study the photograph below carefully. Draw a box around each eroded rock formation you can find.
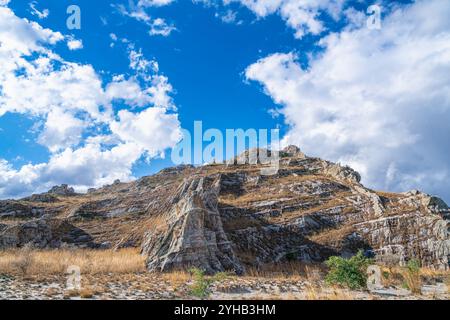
[141,176,244,274]
[0,146,448,272]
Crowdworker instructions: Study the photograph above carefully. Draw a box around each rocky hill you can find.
[0,146,448,273]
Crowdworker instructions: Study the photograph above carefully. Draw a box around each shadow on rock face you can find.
[0,217,94,249]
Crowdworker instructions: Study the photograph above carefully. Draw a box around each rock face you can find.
[141,176,244,274]
[0,145,448,272]
[48,184,76,196]
[281,145,306,158]
[0,217,94,249]
[0,201,45,219]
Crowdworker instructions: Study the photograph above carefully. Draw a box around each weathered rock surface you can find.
[141,176,244,274]
[0,201,45,219]
[0,217,94,249]
[0,145,448,272]
[48,184,76,196]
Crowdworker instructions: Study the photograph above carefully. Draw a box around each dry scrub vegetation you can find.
[0,249,448,300]
[244,261,325,281]
[0,248,145,276]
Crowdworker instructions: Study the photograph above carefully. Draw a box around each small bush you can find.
[402,259,421,294]
[189,268,210,298]
[188,268,228,299]
[325,251,372,290]
[12,244,34,276]
[407,259,421,274]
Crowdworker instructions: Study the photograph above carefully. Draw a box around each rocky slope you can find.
[0,146,448,272]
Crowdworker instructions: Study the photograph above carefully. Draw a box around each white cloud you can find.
[113,2,176,37]
[149,18,176,36]
[138,0,174,7]
[0,60,108,120]
[205,0,347,38]
[245,0,450,200]
[226,0,283,17]
[145,75,174,108]
[0,6,181,198]
[0,142,144,198]
[38,108,85,153]
[0,7,63,57]
[129,47,159,75]
[113,3,152,23]
[67,39,83,50]
[218,9,242,24]
[29,1,49,19]
[106,77,154,108]
[111,107,181,158]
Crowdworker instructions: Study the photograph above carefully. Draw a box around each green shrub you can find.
[325,251,372,290]
[406,259,421,274]
[188,268,228,299]
[402,259,421,294]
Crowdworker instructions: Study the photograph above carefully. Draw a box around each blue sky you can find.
[1,0,450,202]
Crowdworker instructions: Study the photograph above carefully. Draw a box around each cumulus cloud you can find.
[37,108,85,153]
[111,107,181,157]
[67,39,83,50]
[0,142,144,198]
[245,0,450,201]
[0,6,181,198]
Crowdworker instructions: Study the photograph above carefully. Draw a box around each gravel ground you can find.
[0,273,448,300]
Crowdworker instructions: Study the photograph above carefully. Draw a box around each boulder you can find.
[48,184,76,196]
[281,145,306,158]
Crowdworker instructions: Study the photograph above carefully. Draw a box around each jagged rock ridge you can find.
[0,146,448,272]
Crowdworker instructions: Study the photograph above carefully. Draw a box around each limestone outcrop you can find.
[0,145,448,272]
[141,176,244,274]
[0,217,94,249]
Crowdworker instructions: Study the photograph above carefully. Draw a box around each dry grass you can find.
[375,191,403,199]
[145,214,169,234]
[63,289,80,299]
[0,248,145,276]
[162,270,191,287]
[305,286,355,300]
[419,267,450,278]
[309,225,355,244]
[402,270,421,294]
[380,266,450,294]
[219,191,293,207]
[244,261,325,280]
[79,288,95,299]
